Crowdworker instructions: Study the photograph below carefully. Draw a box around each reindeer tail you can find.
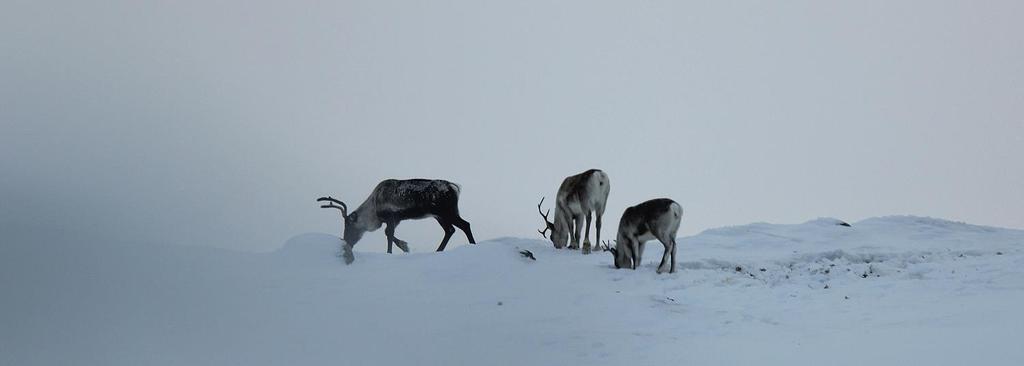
[448,181,462,196]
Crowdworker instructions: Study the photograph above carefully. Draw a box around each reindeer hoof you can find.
[394,240,410,253]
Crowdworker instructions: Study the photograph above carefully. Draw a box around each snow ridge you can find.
[2,216,1023,366]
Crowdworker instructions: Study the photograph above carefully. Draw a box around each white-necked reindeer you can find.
[317,179,476,263]
[607,198,682,274]
[537,169,610,254]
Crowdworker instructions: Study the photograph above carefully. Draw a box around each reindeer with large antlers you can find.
[537,169,610,254]
[318,179,476,263]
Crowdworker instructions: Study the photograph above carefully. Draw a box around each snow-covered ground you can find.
[3,216,1023,365]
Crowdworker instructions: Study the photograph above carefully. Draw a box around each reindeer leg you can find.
[582,212,593,254]
[384,222,397,254]
[453,216,476,244]
[392,237,409,253]
[654,232,677,274]
[570,227,577,249]
[385,221,409,252]
[435,218,456,252]
[670,239,677,273]
[623,239,636,268]
[631,239,641,270]
[633,238,647,270]
[595,213,602,253]
[656,239,671,274]
[570,216,583,250]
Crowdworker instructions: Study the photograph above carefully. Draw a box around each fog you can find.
[2,0,1022,252]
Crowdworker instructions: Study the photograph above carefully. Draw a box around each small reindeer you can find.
[537,169,610,254]
[607,198,682,274]
[317,179,476,263]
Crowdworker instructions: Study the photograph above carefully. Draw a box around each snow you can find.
[2,216,1023,365]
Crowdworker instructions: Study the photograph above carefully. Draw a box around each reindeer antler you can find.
[317,196,348,218]
[537,197,553,238]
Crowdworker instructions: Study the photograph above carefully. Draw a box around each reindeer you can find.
[607,198,682,274]
[537,169,610,254]
[317,179,476,263]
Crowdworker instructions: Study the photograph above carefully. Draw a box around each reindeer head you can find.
[318,196,368,246]
[536,197,569,248]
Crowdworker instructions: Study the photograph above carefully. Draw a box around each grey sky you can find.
[2,0,1022,252]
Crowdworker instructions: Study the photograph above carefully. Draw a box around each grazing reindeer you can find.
[607,198,682,274]
[317,179,476,261]
[537,169,610,254]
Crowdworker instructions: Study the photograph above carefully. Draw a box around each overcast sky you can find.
[2,0,1022,252]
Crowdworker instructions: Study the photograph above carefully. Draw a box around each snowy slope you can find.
[2,216,1023,365]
